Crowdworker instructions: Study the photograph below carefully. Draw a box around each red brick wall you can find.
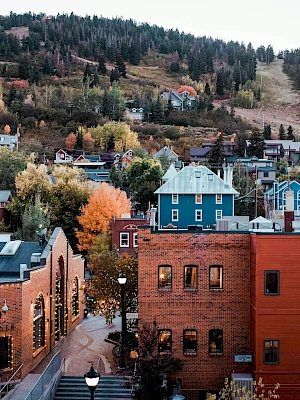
[251,234,300,400]
[138,228,251,395]
[0,228,85,380]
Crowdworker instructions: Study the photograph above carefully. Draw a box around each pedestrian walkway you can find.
[8,313,123,399]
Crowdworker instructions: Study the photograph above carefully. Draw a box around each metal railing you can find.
[24,351,62,400]
[0,364,23,399]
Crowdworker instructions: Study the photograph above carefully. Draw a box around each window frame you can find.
[216,210,223,220]
[172,209,179,221]
[120,232,129,247]
[195,194,202,204]
[158,329,172,353]
[33,294,45,352]
[184,265,198,289]
[209,265,223,289]
[216,194,222,204]
[0,336,12,370]
[183,329,197,354]
[172,194,179,204]
[264,270,280,295]
[158,265,172,289]
[195,209,202,221]
[72,277,79,317]
[264,340,280,364]
[133,232,138,247]
[209,329,223,354]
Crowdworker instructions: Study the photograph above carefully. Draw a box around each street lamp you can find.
[84,364,100,400]
[0,299,8,319]
[118,271,127,369]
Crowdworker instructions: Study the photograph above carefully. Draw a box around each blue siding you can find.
[159,194,234,229]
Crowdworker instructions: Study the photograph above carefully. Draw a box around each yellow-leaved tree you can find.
[76,183,131,251]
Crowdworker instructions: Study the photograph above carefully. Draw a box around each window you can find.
[209,265,223,289]
[172,209,178,221]
[0,336,12,370]
[264,340,279,364]
[33,294,45,351]
[216,210,222,220]
[183,329,197,353]
[195,210,202,221]
[264,172,269,178]
[133,232,138,247]
[195,194,202,204]
[184,265,197,289]
[209,329,223,354]
[72,277,79,317]
[120,232,129,247]
[159,265,172,288]
[158,330,172,353]
[264,271,280,295]
[216,194,222,204]
[195,171,201,178]
[172,194,178,204]
[208,174,214,181]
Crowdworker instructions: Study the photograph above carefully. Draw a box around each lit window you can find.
[184,265,197,289]
[216,210,222,220]
[216,194,222,204]
[195,194,202,204]
[209,329,223,354]
[133,232,138,247]
[172,209,178,221]
[158,265,172,288]
[72,277,79,317]
[264,271,279,295]
[158,330,172,353]
[172,194,178,204]
[120,233,129,247]
[264,340,279,364]
[209,265,223,289]
[33,294,45,351]
[0,336,12,370]
[183,329,197,353]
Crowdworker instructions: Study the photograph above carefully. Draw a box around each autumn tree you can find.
[0,147,28,195]
[3,124,11,135]
[126,157,163,213]
[83,132,95,153]
[65,133,77,152]
[76,182,131,251]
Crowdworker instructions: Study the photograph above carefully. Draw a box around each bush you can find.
[107,331,121,342]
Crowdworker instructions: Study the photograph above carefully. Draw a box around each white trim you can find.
[216,210,222,220]
[133,232,138,247]
[195,209,202,221]
[172,209,179,221]
[195,194,202,204]
[216,194,222,204]
[172,194,179,204]
[120,232,129,247]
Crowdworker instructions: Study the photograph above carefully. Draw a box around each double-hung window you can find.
[172,209,178,221]
[158,330,172,353]
[209,265,223,289]
[158,265,172,288]
[195,210,202,221]
[184,265,197,289]
[216,210,222,220]
[195,194,202,204]
[133,232,138,247]
[209,329,223,354]
[216,194,222,204]
[172,194,179,204]
[120,232,129,247]
[183,329,197,353]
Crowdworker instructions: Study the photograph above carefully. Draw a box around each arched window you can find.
[72,277,79,317]
[33,294,45,351]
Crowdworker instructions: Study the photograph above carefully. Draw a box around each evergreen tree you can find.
[279,124,286,140]
[7,84,17,106]
[208,133,225,173]
[204,82,211,96]
[18,56,31,80]
[42,55,54,75]
[109,165,123,188]
[151,95,165,124]
[287,125,295,141]
[263,124,272,140]
[216,70,225,96]
[110,68,120,84]
[76,130,83,149]
[98,55,107,75]
[116,54,126,78]
[102,90,109,117]
[83,63,92,82]
[170,51,180,73]
[234,132,247,157]
[247,132,265,158]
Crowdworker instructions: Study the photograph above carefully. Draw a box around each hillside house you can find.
[190,141,236,163]
[154,165,238,229]
[54,149,74,164]
[265,180,300,217]
[153,146,179,164]
[113,149,134,169]
[261,140,300,165]
[161,90,196,111]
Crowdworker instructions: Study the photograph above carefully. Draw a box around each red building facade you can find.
[0,228,85,382]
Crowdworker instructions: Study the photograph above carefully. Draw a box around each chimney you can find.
[20,264,28,280]
[150,207,157,229]
[284,190,294,232]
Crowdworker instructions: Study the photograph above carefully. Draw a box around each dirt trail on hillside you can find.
[219,59,300,137]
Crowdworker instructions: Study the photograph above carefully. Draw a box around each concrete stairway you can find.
[54,375,133,400]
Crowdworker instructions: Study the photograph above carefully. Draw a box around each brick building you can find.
[0,228,85,383]
[138,227,251,398]
[111,216,150,255]
[138,227,300,400]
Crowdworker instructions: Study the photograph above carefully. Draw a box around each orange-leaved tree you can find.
[76,183,131,251]
[65,132,77,152]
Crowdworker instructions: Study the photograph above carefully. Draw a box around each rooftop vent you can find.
[0,240,22,256]
[216,219,230,231]
[30,253,42,268]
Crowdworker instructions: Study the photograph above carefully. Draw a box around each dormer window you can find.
[208,174,214,181]
[195,171,201,178]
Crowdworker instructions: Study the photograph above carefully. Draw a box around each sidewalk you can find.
[7,313,123,399]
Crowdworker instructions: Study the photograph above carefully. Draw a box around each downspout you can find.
[65,240,69,335]
[49,244,53,352]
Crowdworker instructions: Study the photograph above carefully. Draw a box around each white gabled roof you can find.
[155,166,239,195]
[162,164,178,181]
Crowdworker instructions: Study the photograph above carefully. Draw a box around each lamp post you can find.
[118,271,127,369]
[84,364,100,400]
[0,299,8,319]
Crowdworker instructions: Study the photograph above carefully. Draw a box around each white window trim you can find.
[195,194,202,204]
[216,194,222,204]
[216,210,222,220]
[195,209,202,221]
[172,209,178,221]
[133,232,138,247]
[172,194,179,204]
[120,232,129,247]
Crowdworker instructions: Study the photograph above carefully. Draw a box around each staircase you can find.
[54,375,133,400]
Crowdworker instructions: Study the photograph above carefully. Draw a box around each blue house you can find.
[265,180,300,218]
[155,165,239,229]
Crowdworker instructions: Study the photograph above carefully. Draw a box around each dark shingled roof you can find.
[0,241,42,278]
